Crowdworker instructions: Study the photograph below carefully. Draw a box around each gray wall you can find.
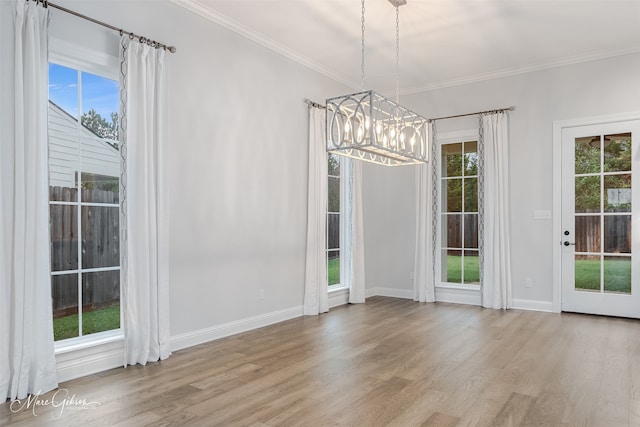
[363,52,640,304]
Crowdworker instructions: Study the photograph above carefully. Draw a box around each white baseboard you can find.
[56,339,124,384]
[170,305,303,352]
[328,288,349,308]
[512,298,553,313]
[366,287,413,300]
[435,286,481,306]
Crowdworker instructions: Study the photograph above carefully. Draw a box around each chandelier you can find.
[326,0,429,166]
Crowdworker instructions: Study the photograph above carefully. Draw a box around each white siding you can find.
[48,102,119,188]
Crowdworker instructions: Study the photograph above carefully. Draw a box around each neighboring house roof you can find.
[48,101,120,188]
[49,100,119,151]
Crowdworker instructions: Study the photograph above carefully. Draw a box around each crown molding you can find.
[170,0,358,90]
[401,45,640,95]
[171,0,640,96]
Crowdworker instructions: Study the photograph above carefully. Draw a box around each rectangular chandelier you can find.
[326,90,429,166]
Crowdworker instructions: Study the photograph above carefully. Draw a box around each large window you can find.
[441,140,480,285]
[49,62,121,342]
[327,153,351,288]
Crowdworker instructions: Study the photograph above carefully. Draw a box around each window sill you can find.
[436,283,481,291]
[55,329,124,354]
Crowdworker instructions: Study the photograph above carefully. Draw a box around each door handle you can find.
[563,241,576,246]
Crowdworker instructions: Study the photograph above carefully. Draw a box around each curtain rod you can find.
[304,98,326,110]
[304,97,514,121]
[429,106,515,122]
[32,0,177,53]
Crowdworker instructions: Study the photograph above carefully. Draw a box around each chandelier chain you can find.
[395,5,400,104]
[361,0,366,90]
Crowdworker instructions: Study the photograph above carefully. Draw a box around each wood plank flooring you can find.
[2,296,640,426]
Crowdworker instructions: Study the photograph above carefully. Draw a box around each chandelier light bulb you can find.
[357,126,364,140]
[375,122,382,135]
[344,121,350,134]
[365,118,371,130]
[399,132,405,143]
[383,134,388,147]
[390,128,396,138]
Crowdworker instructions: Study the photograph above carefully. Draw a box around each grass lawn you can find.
[53,304,120,341]
[328,257,340,286]
[446,255,480,284]
[575,258,631,293]
[446,256,630,293]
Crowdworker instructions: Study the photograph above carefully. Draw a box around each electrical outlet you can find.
[525,278,533,288]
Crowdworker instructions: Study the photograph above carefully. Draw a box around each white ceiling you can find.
[173,0,640,94]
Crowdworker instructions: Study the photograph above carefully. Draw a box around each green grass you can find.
[446,255,480,284]
[328,257,340,286]
[445,255,630,293]
[575,258,631,293]
[53,304,121,341]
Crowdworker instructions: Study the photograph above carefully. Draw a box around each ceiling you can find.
[173,0,640,95]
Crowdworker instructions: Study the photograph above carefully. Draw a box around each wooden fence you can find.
[443,214,630,254]
[50,186,120,315]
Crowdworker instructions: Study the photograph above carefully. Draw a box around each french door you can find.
[561,120,640,318]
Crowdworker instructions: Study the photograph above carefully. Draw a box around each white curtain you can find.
[481,112,512,309]
[348,160,366,304]
[0,0,58,401]
[413,163,435,303]
[303,107,329,315]
[120,37,171,365]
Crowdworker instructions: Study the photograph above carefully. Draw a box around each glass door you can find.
[561,120,640,317]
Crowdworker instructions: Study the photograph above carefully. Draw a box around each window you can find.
[49,62,121,342]
[440,140,480,285]
[327,153,351,288]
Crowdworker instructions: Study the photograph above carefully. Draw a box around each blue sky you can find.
[49,63,119,119]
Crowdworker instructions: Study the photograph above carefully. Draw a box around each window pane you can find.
[464,141,478,176]
[80,173,120,204]
[81,72,119,141]
[48,65,79,195]
[575,176,600,213]
[464,178,478,213]
[443,179,462,212]
[49,63,79,116]
[464,214,479,249]
[575,216,600,253]
[327,213,340,250]
[82,270,121,335]
[444,249,462,283]
[328,153,340,176]
[442,143,463,178]
[603,133,631,173]
[575,255,600,292]
[50,185,78,202]
[604,174,631,213]
[442,214,462,249]
[81,206,120,269]
[575,136,601,174]
[328,251,340,286]
[463,250,480,284]
[50,205,78,271]
[603,256,631,294]
[328,176,340,213]
[52,274,79,341]
[604,215,631,254]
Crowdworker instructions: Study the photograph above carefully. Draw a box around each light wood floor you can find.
[2,296,640,426]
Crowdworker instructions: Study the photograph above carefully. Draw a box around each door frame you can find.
[552,111,640,313]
